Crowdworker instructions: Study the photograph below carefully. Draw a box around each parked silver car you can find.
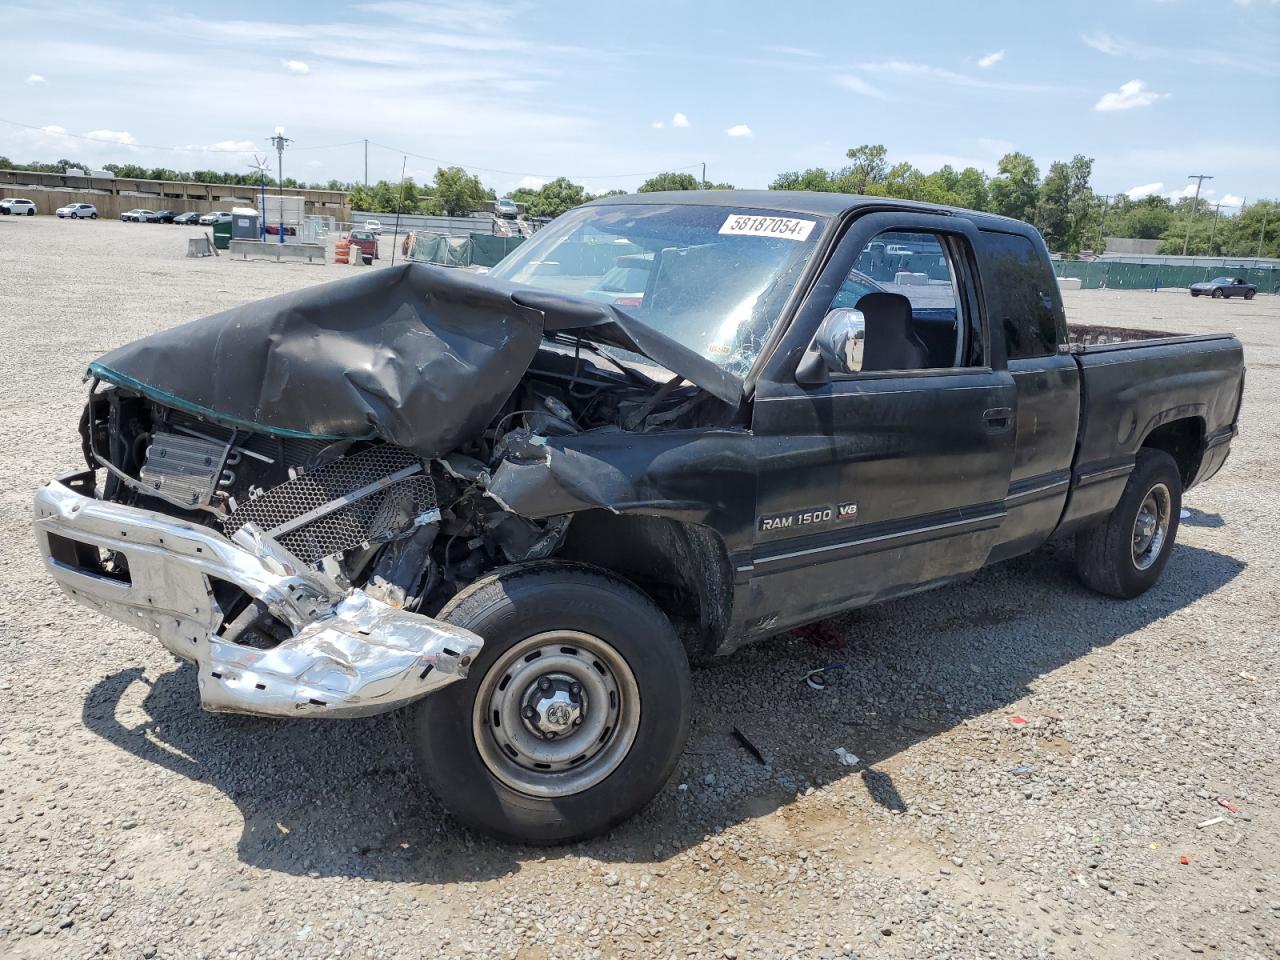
[56,202,99,219]
[121,209,154,222]
[198,211,232,226]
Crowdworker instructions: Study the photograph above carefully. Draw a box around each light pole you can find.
[1182,174,1213,256]
[267,127,292,244]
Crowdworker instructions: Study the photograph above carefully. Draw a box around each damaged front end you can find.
[34,264,742,718]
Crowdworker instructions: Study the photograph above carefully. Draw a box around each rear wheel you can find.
[411,564,691,843]
[1244,289,1256,300]
[1075,449,1182,598]
[25,208,34,216]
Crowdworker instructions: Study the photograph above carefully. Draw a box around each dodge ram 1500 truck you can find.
[33,191,1245,843]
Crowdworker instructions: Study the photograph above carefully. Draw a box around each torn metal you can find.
[33,474,482,718]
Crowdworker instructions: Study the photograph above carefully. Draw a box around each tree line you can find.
[3,151,1273,258]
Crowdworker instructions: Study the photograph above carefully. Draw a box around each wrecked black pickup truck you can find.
[34,191,1244,842]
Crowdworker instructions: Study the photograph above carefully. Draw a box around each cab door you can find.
[740,211,1016,636]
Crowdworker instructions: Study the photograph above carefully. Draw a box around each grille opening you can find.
[221,445,437,568]
[46,533,131,584]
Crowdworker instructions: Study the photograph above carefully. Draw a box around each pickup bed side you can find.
[1059,332,1244,535]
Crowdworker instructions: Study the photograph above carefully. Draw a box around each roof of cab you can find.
[584,188,1029,230]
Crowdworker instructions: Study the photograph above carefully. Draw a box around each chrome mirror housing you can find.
[814,307,865,376]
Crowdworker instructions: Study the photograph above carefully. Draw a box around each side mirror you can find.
[795,308,866,384]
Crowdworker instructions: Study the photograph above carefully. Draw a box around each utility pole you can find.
[1097,194,1111,253]
[364,139,368,187]
[1209,202,1223,252]
[1258,202,1271,257]
[701,162,706,189]
[250,155,270,241]
[267,127,292,244]
[1182,173,1213,256]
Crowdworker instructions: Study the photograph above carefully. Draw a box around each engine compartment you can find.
[80,339,733,647]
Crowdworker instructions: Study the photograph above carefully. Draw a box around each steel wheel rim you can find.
[1131,482,1172,570]
[471,630,640,798]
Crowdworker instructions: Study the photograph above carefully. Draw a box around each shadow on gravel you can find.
[82,539,1243,885]
[1181,507,1225,528]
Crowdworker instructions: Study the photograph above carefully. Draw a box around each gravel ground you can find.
[1,217,1276,960]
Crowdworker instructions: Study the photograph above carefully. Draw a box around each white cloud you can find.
[1164,184,1199,200]
[977,50,1005,68]
[1125,182,1164,199]
[516,175,546,189]
[282,59,310,74]
[25,73,46,84]
[1081,31,1123,55]
[651,120,664,129]
[671,112,690,128]
[1094,80,1167,112]
[204,139,257,152]
[40,125,66,135]
[858,60,1069,93]
[85,129,137,145]
[1220,193,1244,207]
[725,124,752,138]
[834,74,888,99]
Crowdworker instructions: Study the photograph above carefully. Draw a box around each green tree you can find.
[638,171,701,192]
[524,177,590,218]
[770,168,836,191]
[988,152,1040,223]
[433,166,488,216]
[1034,155,1095,253]
[836,144,890,194]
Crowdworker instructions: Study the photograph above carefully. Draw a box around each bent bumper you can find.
[33,474,482,719]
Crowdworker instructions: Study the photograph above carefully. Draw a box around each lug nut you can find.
[538,678,552,692]
[570,682,581,695]
[522,706,536,719]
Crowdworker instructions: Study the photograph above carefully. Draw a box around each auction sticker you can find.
[719,214,816,241]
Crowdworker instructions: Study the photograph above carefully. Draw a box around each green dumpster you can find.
[212,220,232,250]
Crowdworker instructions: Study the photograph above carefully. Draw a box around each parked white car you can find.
[121,209,155,222]
[0,198,37,216]
[198,211,232,226]
[56,202,99,219]
[364,219,383,234]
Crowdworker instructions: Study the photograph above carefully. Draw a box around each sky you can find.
[3,0,1278,207]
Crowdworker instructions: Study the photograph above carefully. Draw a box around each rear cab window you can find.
[976,231,1066,361]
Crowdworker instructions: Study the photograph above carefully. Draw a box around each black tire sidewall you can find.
[412,567,691,843]
[1111,451,1183,596]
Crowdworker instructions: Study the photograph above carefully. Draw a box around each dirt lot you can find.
[1,217,1276,960]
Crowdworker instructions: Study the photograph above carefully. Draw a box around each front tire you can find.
[411,564,692,843]
[1212,288,1224,299]
[1075,449,1182,598]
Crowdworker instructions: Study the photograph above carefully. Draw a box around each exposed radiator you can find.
[222,445,437,566]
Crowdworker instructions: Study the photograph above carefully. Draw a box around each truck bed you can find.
[1057,326,1244,533]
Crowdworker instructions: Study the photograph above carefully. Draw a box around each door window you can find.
[820,230,968,373]
[978,231,1064,360]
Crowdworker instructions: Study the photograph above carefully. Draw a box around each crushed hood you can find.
[89,262,742,457]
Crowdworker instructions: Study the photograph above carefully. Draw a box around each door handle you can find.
[982,407,1013,432]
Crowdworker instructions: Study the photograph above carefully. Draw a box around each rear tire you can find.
[1075,449,1182,598]
[26,208,34,216]
[1244,289,1256,300]
[411,563,692,844]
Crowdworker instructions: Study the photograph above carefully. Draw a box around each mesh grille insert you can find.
[222,445,436,566]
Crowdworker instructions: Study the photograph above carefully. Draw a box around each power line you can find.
[364,139,703,181]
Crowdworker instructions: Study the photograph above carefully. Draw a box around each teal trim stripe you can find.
[87,361,375,442]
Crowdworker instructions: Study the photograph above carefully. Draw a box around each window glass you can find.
[490,204,826,376]
[820,230,965,373]
[978,231,1061,360]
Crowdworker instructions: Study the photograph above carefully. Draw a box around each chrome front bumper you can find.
[33,474,482,719]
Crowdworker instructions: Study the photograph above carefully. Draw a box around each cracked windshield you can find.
[488,203,826,376]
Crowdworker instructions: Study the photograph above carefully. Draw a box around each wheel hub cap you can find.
[471,631,641,799]
[1131,483,1172,570]
[522,675,583,737]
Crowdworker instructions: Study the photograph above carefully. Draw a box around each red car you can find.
[348,230,379,261]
